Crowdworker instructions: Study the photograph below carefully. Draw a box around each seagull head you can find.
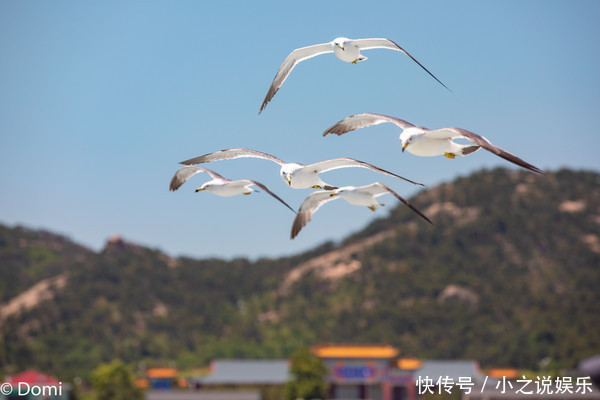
[280,169,292,186]
[400,130,421,153]
[332,37,349,51]
[195,182,210,192]
[280,163,302,187]
[330,186,352,197]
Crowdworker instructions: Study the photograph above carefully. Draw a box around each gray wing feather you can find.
[323,113,417,136]
[290,191,338,239]
[363,183,433,225]
[351,38,450,92]
[246,180,296,214]
[308,157,424,186]
[259,42,333,114]
[169,166,227,191]
[180,148,286,167]
[445,128,545,174]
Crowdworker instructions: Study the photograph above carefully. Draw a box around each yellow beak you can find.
[402,142,408,153]
[329,192,338,197]
[195,187,204,192]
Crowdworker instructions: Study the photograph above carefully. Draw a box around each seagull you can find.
[169,165,295,213]
[259,37,449,114]
[323,113,545,174]
[180,148,424,190]
[291,182,432,239]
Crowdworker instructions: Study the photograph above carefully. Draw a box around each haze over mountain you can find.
[1,168,599,380]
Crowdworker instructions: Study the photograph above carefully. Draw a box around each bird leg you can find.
[311,185,322,189]
[368,205,376,212]
[243,192,251,195]
[443,152,456,159]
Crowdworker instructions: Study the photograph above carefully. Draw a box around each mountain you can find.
[1,168,599,380]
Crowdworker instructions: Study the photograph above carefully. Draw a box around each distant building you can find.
[187,346,600,400]
[147,368,178,389]
[1,370,69,400]
[189,359,290,388]
[312,344,488,400]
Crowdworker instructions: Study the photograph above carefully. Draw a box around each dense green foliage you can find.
[284,348,328,400]
[91,359,143,400]
[1,168,598,381]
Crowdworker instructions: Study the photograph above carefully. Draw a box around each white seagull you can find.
[291,182,432,239]
[179,148,424,190]
[259,37,449,114]
[323,113,544,174]
[169,165,295,213]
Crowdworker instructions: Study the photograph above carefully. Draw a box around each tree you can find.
[91,359,143,400]
[284,347,328,400]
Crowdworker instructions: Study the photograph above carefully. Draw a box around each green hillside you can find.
[1,168,599,380]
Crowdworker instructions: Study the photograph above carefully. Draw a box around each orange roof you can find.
[147,368,177,378]
[312,345,399,359]
[487,368,519,379]
[397,358,423,370]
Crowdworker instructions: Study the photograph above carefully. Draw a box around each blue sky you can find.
[1,1,599,260]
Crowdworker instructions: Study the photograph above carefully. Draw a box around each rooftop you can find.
[312,344,399,359]
[193,360,290,385]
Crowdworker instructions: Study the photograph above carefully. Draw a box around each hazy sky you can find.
[1,1,599,260]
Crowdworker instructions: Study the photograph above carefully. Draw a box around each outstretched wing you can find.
[169,166,227,191]
[351,38,450,91]
[290,191,338,239]
[323,112,417,136]
[245,180,296,214]
[180,148,286,167]
[259,42,333,114]
[362,182,433,225]
[308,157,424,186]
[440,127,545,174]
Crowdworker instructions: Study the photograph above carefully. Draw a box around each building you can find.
[188,347,600,400]
[190,359,290,388]
[313,344,487,400]
[314,344,402,400]
[147,368,178,389]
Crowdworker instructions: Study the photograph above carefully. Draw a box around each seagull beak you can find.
[286,176,291,186]
[329,192,338,197]
[339,44,345,51]
[195,187,204,192]
[402,142,408,153]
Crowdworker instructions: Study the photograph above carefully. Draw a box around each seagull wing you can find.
[420,128,463,140]
[259,42,334,114]
[362,183,433,225]
[291,191,338,239]
[245,180,296,214]
[323,112,417,136]
[180,148,286,167]
[307,157,424,186]
[351,38,450,92]
[440,127,545,174]
[169,166,228,191]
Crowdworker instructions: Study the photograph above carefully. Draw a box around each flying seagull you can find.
[291,182,432,239]
[180,148,424,190]
[323,113,544,174]
[259,37,449,114]
[169,165,295,213]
